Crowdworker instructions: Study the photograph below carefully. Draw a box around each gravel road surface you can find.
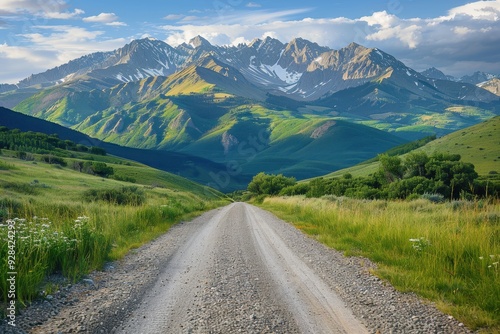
[1,203,472,333]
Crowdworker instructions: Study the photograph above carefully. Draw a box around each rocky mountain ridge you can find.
[2,36,498,103]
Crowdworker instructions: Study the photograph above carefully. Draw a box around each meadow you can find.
[260,196,500,332]
[0,151,227,308]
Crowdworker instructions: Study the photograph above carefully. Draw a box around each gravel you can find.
[0,203,473,333]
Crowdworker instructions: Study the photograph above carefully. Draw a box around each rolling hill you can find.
[324,116,500,179]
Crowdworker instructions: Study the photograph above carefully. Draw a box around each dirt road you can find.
[119,202,367,333]
[4,203,471,333]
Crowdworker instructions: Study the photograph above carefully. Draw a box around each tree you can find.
[247,172,296,195]
[306,178,326,198]
[378,154,403,183]
[404,151,429,177]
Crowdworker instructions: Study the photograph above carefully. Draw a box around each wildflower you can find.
[479,257,484,260]
[409,237,430,252]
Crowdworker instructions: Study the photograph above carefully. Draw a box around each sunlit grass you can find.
[260,196,500,332]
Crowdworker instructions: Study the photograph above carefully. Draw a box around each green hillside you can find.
[325,116,500,179]
[0,128,227,305]
[419,116,500,175]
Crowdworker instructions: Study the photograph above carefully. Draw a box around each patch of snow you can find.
[116,74,128,82]
[260,63,302,84]
[314,56,323,63]
[135,69,145,80]
[414,81,418,86]
[375,50,383,59]
[143,68,166,77]
[406,70,412,76]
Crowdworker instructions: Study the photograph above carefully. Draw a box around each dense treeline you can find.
[0,126,105,156]
[247,152,499,200]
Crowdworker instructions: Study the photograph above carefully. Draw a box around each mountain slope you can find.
[314,68,499,139]
[479,78,500,96]
[0,38,186,94]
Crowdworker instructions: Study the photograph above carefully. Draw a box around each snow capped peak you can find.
[189,35,212,49]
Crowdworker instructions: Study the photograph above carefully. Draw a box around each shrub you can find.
[41,155,67,167]
[421,193,445,203]
[279,183,310,196]
[0,181,38,195]
[111,174,136,183]
[82,186,145,206]
[82,161,114,177]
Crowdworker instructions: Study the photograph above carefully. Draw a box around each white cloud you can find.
[0,0,64,14]
[83,12,117,23]
[448,0,500,20]
[246,2,261,8]
[42,8,84,19]
[0,0,83,19]
[454,26,472,35]
[106,21,127,27]
[164,14,184,21]
[83,12,126,26]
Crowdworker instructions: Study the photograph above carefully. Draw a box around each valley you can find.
[0,27,499,334]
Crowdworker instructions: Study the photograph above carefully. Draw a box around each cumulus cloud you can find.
[448,1,500,20]
[0,0,83,19]
[83,12,126,26]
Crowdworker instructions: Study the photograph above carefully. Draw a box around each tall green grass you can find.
[260,196,500,332]
[0,193,222,306]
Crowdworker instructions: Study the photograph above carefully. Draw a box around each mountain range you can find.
[420,67,499,85]
[2,36,499,102]
[0,36,499,191]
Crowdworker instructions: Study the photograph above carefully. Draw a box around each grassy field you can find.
[259,196,500,332]
[0,151,228,307]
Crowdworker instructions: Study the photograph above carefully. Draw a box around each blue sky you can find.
[1,0,499,83]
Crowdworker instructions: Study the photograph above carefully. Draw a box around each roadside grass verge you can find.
[0,154,228,308]
[259,196,500,332]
